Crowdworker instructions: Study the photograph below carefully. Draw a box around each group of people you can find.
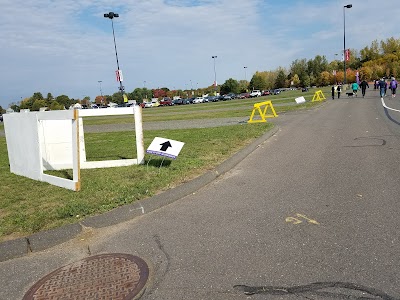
[376,77,398,99]
[331,77,398,99]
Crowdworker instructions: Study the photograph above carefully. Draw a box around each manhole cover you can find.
[23,253,149,300]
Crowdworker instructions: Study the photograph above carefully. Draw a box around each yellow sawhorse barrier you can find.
[311,90,326,102]
[248,100,278,123]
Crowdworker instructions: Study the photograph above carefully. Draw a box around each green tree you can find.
[49,101,64,111]
[31,92,44,101]
[249,71,268,90]
[220,78,240,94]
[32,99,47,111]
[55,95,71,109]
[237,80,249,93]
[112,92,123,104]
[290,59,308,86]
[46,93,54,102]
[303,75,311,87]
[10,103,20,112]
[0,105,5,114]
[19,97,32,110]
[380,37,400,55]
[307,55,328,77]
[360,40,380,63]
[274,69,286,89]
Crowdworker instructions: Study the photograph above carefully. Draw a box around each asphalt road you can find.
[1,89,400,299]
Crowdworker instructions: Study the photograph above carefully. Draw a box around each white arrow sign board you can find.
[146,137,185,159]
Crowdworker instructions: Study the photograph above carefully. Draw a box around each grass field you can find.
[0,88,328,241]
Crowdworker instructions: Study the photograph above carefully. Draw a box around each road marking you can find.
[286,213,319,225]
[381,98,400,113]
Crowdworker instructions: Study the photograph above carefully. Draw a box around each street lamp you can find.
[212,56,217,94]
[104,12,125,98]
[98,80,103,105]
[244,66,248,81]
[343,4,352,85]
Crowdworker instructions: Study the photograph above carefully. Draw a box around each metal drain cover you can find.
[23,253,149,300]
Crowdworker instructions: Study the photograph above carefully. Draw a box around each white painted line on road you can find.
[381,97,400,113]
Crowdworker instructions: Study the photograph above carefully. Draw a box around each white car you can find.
[144,101,153,108]
[249,90,261,97]
[193,97,204,104]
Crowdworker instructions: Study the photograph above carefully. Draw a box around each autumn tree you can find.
[291,74,301,87]
[318,71,332,86]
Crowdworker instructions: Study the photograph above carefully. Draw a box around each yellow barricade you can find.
[248,100,278,123]
[311,90,326,102]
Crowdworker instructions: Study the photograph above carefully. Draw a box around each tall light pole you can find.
[244,66,248,81]
[104,12,125,100]
[212,56,217,95]
[98,80,103,105]
[143,81,147,100]
[343,4,352,85]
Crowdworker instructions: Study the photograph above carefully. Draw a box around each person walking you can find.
[337,84,341,99]
[331,85,335,99]
[351,82,359,97]
[360,79,369,98]
[378,78,386,99]
[390,77,398,98]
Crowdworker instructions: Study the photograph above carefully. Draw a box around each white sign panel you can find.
[147,137,184,159]
[295,96,306,104]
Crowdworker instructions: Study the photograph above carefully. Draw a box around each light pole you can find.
[98,80,103,105]
[343,4,352,85]
[143,81,147,100]
[104,12,125,99]
[212,56,217,95]
[244,66,248,81]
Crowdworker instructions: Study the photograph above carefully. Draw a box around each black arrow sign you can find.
[160,141,172,151]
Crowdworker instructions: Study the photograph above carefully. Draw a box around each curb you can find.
[0,125,279,262]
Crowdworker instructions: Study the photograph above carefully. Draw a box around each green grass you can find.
[0,88,327,241]
[82,89,327,125]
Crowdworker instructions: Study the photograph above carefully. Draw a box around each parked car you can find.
[273,89,281,95]
[237,93,249,99]
[142,101,153,108]
[249,90,262,97]
[262,91,270,96]
[160,97,173,106]
[0,114,3,122]
[221,94,231,100]
[208,96,218,102]
[301,87,309,92]
[193,97,204,104]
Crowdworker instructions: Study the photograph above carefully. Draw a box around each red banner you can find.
[345,49,350,62]
[115,70,123,82]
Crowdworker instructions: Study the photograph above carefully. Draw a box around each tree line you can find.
[6,37,400,112]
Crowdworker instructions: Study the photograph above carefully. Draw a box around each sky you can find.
[1,0,399,108]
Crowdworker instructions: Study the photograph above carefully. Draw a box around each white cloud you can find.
[0,0,399,107]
